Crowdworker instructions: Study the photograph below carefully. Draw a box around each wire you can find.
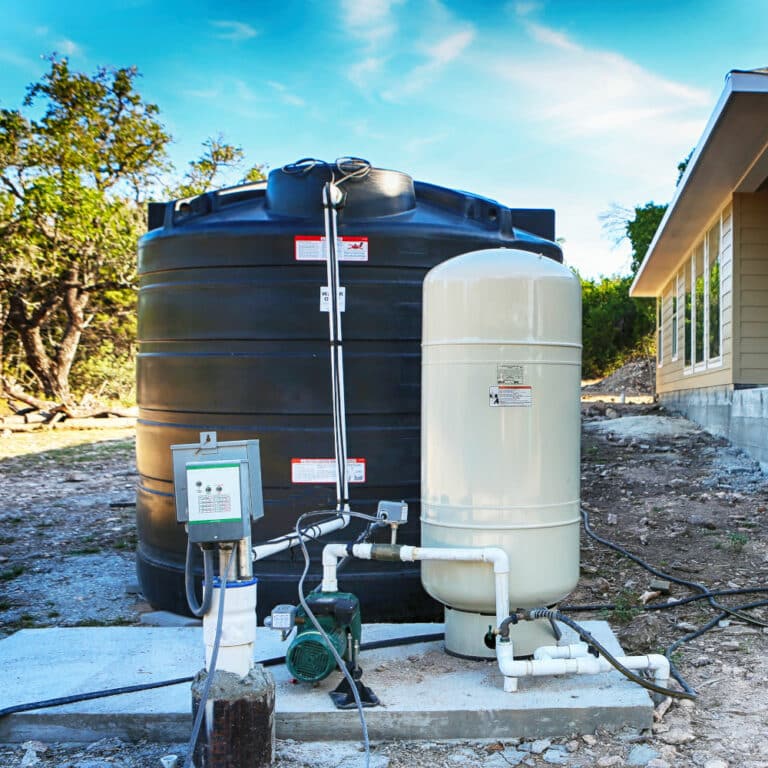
[580,506,768,694]
[523,608,696,700]
[0,632,445,719]
[185,540,215,618]
[280,157,372,187]
[182,545,237,768]
[561,586,768,614]
[295,510,372,768]
[581,508,768,629]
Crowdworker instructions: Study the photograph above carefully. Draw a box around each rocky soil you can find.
[582,358,656,397]
[1,406,768,767]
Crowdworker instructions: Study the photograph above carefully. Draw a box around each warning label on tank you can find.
[291,458,367,484]
[294,236,369,262]
[497,363,525,385]
[489,385,532,407]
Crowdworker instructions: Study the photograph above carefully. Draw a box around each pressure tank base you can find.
[444,608,558,659]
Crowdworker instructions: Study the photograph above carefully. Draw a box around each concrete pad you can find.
[0,622,652,743]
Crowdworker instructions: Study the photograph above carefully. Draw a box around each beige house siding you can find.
[656,200,733,395]
[735,192,768,385]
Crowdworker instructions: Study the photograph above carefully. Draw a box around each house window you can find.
[682,212,724,376]
[671,287,678,360]
[684,259,692,369]
[657,297,663,366]
[694,242,705,366]
[708,220,721,360]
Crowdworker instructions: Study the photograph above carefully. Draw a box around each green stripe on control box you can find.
[189,517,241,524]
[186,462,241,469]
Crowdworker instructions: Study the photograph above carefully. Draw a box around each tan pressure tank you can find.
[420,248,581,657]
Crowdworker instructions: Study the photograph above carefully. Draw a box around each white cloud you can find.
[56,38,82,56]
[526,22,580,52]
[485,22,710,180]
[0,49,43,73]
[211,20,258,41]
[340,0,404,48]
[267,81,306,107]
[348,56,385,89]
[234,80,257,102]
[182,88,220,100]
[512,1,542,17]
[383,25,475,100]
[470,21,712,276]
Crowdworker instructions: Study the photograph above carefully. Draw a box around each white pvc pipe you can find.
[498,640,670,691]
[253,514,349,561]
[320,543,510,629]
[533,643,589,660]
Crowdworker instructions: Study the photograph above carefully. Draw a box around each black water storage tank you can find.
[136,159,562,621]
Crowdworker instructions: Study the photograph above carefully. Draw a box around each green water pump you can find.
[286,592,362,683]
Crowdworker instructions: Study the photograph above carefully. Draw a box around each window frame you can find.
[671,277,679,362]
[682,210,724,375]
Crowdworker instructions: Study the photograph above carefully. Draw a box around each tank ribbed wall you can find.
[136,164,562,620]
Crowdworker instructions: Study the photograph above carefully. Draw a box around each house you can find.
[630,68,768,468]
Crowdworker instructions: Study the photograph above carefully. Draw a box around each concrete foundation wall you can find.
[661,385,768,470]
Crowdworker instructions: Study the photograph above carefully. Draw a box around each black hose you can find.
[185,540,215,619]
[580,507,768,694]
[561,585,768,614]
[521,608,696,700]
[0,632,446,719]
[581,508,768,629]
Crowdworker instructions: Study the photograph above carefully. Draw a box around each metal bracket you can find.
[199,431,218,450]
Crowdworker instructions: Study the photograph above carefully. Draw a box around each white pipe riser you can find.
[203,583,257,679]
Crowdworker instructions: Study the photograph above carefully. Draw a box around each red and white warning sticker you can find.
[291,458,367,484]
[489,385,533,407]
[294,235,369,262]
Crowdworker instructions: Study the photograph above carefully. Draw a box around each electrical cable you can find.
[581,507,768,629]
[579,506,768,694]
[295,510,372,768]
[184,539,215,619]
[182,545,237,768]
[516,608,696,700]
[0,632,445,719]
[561,585,768,614]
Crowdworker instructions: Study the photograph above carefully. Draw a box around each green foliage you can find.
[580,273,655,378]
[0,57,263,408]
[0,56,169,404]
[171,133,266,199]
[626,202,667,276]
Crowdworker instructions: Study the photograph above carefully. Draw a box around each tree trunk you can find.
[4,285,89,406]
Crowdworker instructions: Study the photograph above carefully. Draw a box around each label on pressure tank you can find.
[291,458,367,484]
[294,235,369,262]
[489,385,532,407]
[497,363,525,385]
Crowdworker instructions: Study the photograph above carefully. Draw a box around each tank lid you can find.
[266,158,416,219]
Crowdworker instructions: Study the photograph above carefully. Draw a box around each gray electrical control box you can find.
[171,434,264,543]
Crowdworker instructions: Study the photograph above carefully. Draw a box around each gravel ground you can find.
[1,409,768,768]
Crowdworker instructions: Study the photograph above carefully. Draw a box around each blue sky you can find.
[1,0,767,277]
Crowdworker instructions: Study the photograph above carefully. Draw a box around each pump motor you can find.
[285,592,361,683]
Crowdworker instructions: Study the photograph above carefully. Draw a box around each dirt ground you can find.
[1,403,768,768]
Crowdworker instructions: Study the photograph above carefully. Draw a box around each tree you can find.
[626,202,667,276]
[173,134,266,199]
[0,57,170,407]
[0,58,264,410]
[580,273,655,379]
